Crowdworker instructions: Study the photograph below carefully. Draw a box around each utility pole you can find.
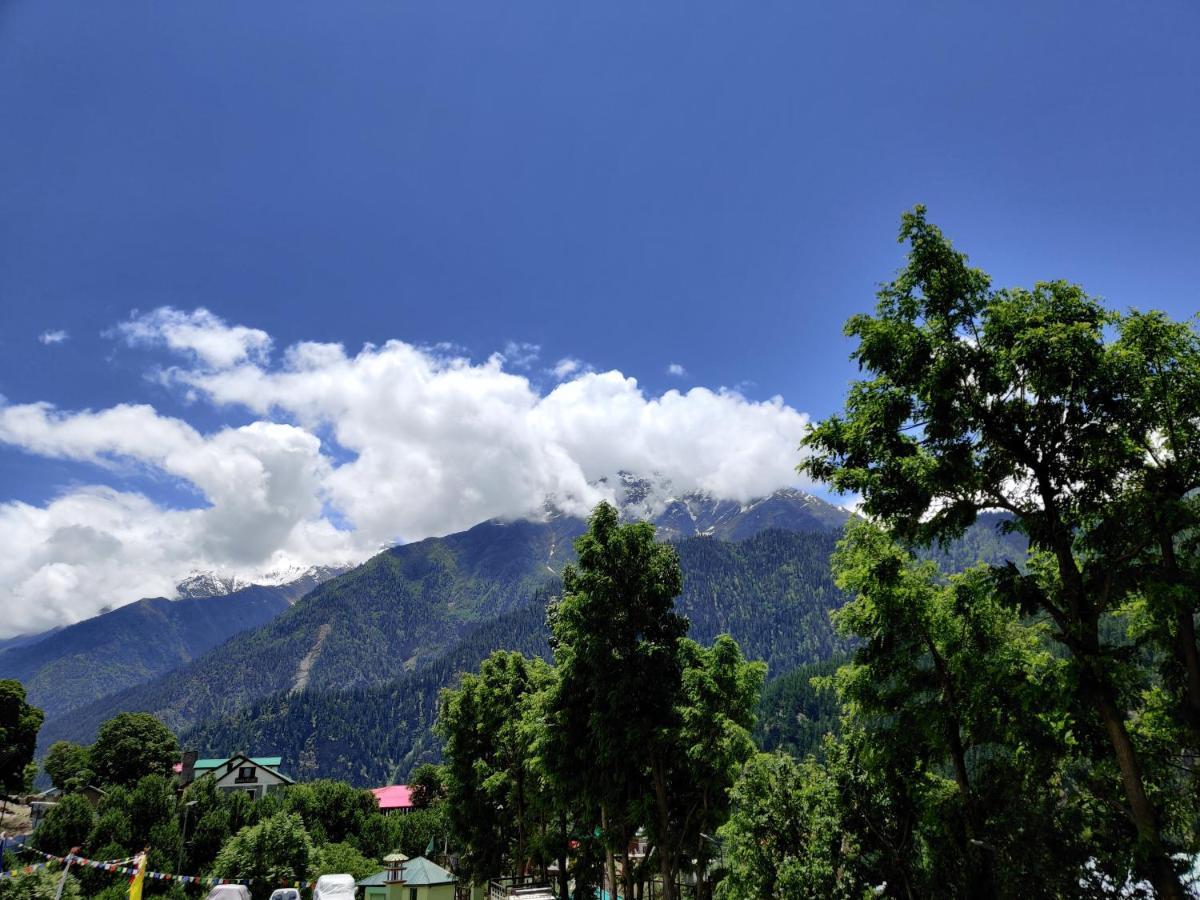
[178,800,198,876]
[53,847,79,900]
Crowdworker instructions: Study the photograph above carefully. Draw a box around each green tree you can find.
[281,780,377,846]
[664,636,764,900]
[33,794,95,856]
[212,811,313,899]
[1110,311,1200,738]
[407,763,447,810]
[436,650,553,882]
[543,501,687,900]
[43,741,93,793]
[89,713,178,788]
[801,206,1192,896]
[830,524,1101,896]
[312,841,378,880]
[717,751,871,900]
[0,680,43,795]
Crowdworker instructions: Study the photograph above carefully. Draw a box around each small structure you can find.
[357,869,391,900]
[29,784,108,831]
[371,784,415,815]
[179,753,294,798]
[384,855,456,900]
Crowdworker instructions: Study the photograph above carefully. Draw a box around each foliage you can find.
[663,636,765,899]
[436,650,553,882]
[311,841,378,880]
[33,794,95,856]
[0,865,81,900]
[800,206,1200,897]
[43,741,93,792]
[0,679,43,794]
[545,501,689,898]
[753,658,842,758]
[717,751,871,900]
[182,527,857,785]
[90,713,179,788]
[408,763,447,809]
[212,812,313,898]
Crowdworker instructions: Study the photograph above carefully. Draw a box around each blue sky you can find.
[0,1,1197,631]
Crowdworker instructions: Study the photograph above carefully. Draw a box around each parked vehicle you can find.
[204,886,251,900]
[269,890,302,900]
[314,874,357,899]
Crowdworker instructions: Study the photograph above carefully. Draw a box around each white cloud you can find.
[113,307,272,369]
[0,307,816,636]
[502,341,541,369]
[667,362,686,377]
[551,357,587,380]
[39,330,68,345]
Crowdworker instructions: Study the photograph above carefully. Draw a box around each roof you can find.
[371,784,413,809]
[389,856,456,886]
[187,754,294,785]
[174,756,283,773]
[356,872,389,887]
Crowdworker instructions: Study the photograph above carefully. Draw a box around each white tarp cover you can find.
[204,886,251,900]
[314,874,358,899]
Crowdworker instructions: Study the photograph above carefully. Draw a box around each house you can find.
[371,784,415,814]
[29,784,108,831]
[356,869,390,900]
[178,752,294,798]
[382,854,456,900]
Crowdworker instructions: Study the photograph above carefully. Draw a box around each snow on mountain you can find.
[174,564,350,601]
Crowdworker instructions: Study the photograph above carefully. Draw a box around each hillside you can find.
[36,486,850,746]
[0,578,329,719]
[183,517,1021,785]
[183,528,854,783]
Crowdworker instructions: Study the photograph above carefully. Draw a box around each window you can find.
[408,889,417,900]
[236,766,256,783]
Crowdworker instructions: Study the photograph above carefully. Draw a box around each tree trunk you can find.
[602,805,618,900]
[1092,681,1187,899]
[651,758,675,900]
[557,809,570,900]
[1160,531,1200,732]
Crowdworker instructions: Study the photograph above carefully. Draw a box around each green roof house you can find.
[357,869,390,900]
[383,855,456,900]
[178,752,294,799]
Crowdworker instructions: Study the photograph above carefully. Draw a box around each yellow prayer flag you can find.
[128,852,147,900]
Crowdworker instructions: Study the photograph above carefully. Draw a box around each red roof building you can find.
[371,784,414,814]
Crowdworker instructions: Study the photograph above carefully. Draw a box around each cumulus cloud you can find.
[667,362,686,377]
[39,329,69,345]
[113,306,272,368]
[0,307,815,635]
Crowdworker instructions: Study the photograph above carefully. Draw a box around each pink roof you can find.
[371,785,413,809]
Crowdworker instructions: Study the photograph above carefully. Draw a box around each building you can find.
[357,869,390,900]
[382,854,456,900]
[178,752,295,798]
[371,784,415,814]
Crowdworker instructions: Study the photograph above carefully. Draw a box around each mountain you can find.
[182,528,853,784]
[599,472,854,540]
[0,568,346,720]
[181,516,1023,785]
[34,484,1022,779]
[37,486,853,751]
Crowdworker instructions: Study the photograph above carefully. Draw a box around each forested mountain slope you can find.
[37,489,852,748]
[182,528,855,783]
[0,581,314,719]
